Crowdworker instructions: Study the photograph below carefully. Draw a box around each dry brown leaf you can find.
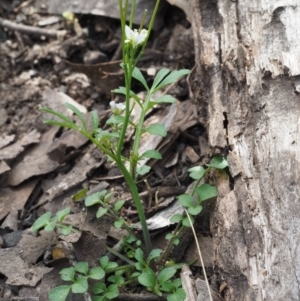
[0,134,15,149]
[0,248,52,286]
[18,231,58,265]
[0,129,40,161]
[0,179,38,220]
[5,128,60,186]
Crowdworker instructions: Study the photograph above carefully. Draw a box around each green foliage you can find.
[114,217,125,228]
[85,190,108,206]
[138,267,180,296]
[136,164,151,176]
[196,184,217,202]
[141,149,162,160]
[89,267,105,280]
[64,103,87,131]
[92,283,119,300]
[72,187,88,201]
[32,212,51,232]
[74,262,89,275]
[147,95,177,110]
[151,68,191,92]
[84,190,128,230]
[188,166,206,180]
[132,67,149,91]
[165,233,179,246]
[90,110,99,130]
[48,286,70,301]
[133,248,183,297]
[171,156,228,226]
[48,261,109,301]
[97,207,109,218]
[145,124,167,137]
[114,200,125,211]
[99,256,118,271]
[31,207,73,235]
[71,276,88,293]
[206,155,228,169]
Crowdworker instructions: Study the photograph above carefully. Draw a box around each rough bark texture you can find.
[191,0,300,300]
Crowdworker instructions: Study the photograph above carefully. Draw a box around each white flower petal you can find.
[125,25,133,40]
[110,101,125,114]
[124,25,148,47]
[116,103,126,110]
[109,101,116,108]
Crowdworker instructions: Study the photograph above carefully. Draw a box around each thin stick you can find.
[0,17,66,38]
[185,209,213,301]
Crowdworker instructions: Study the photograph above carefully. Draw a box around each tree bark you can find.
[191,0,300,300]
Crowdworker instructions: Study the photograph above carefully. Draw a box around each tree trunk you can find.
[191,0,300,300]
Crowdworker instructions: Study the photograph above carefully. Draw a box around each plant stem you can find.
[116,158,152,256]
[106,264,135,274]
[157,224,184,266]
[129,0,136,28]
[116,66,132,158]
[81,131,116,161]
[134,0,161,66]
[130,93,151,179]
[107,246,135,265]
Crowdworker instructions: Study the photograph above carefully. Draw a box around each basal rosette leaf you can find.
[31,212,52,232]
[48,285,71,301]
[56,207,70,222]
[71,276,88,293]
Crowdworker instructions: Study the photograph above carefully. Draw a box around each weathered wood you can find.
[191,0,300,300]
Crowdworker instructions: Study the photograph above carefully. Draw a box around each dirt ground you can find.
[0,1,216,300]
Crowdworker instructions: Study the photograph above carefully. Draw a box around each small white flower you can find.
[110,101,126,114]
[125,25,148,47]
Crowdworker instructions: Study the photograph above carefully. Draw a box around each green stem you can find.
[129,0,136,28]
[130,93,152,179]
[157,224,184,266]
[106,264,134,274]
[134,0,160,66]
[116,158,152,256]
[120,278,139,287]
[119,0,126,60]
[107,246,135,265]
[116,65,132,158]
[81,130,116,161]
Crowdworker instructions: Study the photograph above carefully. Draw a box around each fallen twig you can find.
[0,17,67,39]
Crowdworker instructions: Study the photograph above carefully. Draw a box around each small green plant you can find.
[157,156,227,264]
[41,0,190,257]
[31,0,229,300]
[134,248,185,300]
[48,257,123,301]
[32,207,75,236]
